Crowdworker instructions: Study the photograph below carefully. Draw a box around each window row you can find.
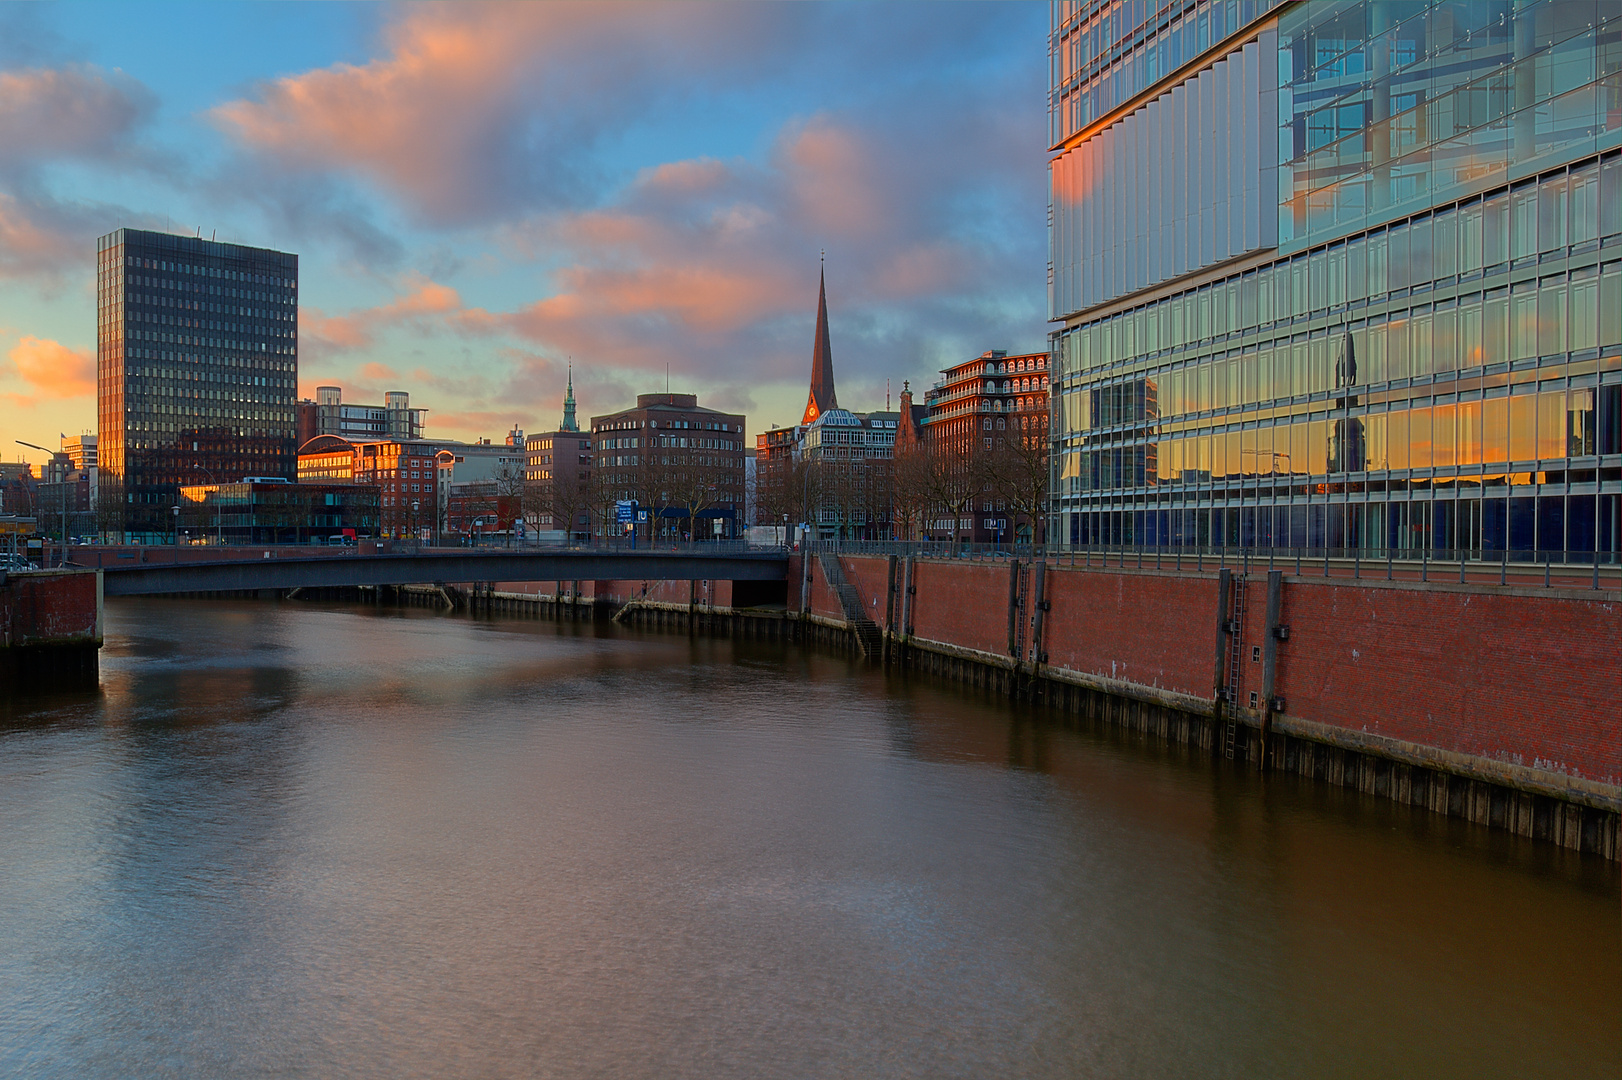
[1060,155,1622,377]
[1064,385,1622,492]
[1064,493,1622,557]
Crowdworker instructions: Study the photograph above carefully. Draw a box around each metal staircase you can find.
[818,553,884,660]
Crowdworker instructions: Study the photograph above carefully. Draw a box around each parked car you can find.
[0,553,40,572]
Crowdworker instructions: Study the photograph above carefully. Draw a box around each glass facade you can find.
[1051,0,1290,145]
[97,229,299,542]
[1049,1,1622,561]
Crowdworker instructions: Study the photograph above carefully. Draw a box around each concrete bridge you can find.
[98,548,790,597]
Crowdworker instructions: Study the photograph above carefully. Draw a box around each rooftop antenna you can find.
[887,378,891,410]
[211,230,216,242]
[665,363,669,393]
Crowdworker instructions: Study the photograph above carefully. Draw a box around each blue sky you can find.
[0,1,1048,455]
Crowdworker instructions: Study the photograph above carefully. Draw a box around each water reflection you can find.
[0,598,1614,1080]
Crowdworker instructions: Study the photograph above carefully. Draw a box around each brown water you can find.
[0,598,1616,1079]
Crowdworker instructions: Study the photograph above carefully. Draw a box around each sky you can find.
[0,0,1049,461]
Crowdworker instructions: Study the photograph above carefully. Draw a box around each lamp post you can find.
[172,503,181,550]
[15,440,64,567]
[411,500,421,553]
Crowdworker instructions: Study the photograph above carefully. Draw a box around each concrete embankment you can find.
[0,568,102,687]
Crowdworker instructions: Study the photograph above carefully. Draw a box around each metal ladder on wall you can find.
[1013,562,1030,663]
[1223,575,1248,760]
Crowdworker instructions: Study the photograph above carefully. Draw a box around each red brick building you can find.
[919,350,1051,545]
[296,434,448,541]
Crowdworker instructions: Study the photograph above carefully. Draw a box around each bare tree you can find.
[95,483,124,543]
[852,457,893,540]
[983,410,1050,548]
[649,447,727,542]
[492,466,527,546]
[889,445,932,541]
[588,454,641,542]
[923,440,983,548]
[553,471,593,543]
[523,477,552,537]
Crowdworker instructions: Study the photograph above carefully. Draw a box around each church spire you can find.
[560,361,579,432]
[801,257,837,425]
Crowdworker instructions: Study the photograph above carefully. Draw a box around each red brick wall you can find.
[908,560,1009,657]
[1,569,99,647]
[1276,581,1622,787]
[803,558,843,621]
[1042,569,1216,699]
[825,555,1620,789]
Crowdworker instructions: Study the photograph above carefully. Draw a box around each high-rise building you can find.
[296,386,426,446]
[1048,2,1622,560]
[61,435,97,471]
[96,229,299,542]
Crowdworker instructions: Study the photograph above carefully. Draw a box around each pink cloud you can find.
[211,5,787,225]
[779,118,883,236]
[9,336,94,399]
[300,276,464,354]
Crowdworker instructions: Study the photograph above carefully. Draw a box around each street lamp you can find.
[172,503,181,549]
[411,500,421,552]
[15,439,64,567]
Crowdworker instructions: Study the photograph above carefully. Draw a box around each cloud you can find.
[211,4,794,227]
[0,62,161,281]
[200,1,1050,435]
[487,98,1049,393]
[0,64,155,167]
[9,335,94,399]
[300,276,464,354]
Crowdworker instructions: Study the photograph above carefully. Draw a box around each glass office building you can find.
[97,229,299,542]
[1049,1,1622,561]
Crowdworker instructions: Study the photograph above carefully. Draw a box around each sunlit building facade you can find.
[1049,1,1622,559]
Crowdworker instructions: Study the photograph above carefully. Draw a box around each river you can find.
[0,598,1616,1079]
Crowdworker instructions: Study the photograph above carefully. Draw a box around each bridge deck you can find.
[100,549,789,596]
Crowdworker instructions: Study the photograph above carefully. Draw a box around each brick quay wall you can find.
[780,553,1619,859]
[1,568,102,687]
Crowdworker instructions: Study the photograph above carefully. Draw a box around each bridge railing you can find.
[804,538,1620,590]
